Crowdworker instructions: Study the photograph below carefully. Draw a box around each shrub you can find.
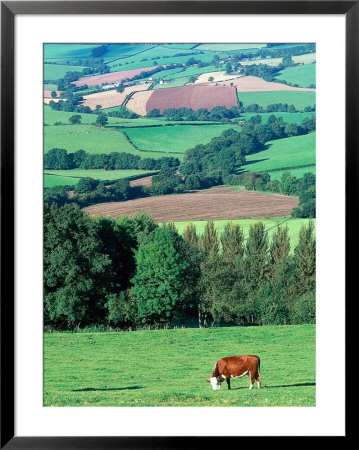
[289,290,316,324]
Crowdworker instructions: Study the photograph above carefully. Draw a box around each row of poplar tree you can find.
[44,203,315,330]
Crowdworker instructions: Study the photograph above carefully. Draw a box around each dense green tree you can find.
[221,221,244,260]
[69,114,82,125]
[200,221,219,255]
[269,224,291,277]
[76,177,99,194]
[95,114,108,126]
[131,227,192,328]
[293,221,316,296]
[44,203,111,328]
[245,221,269,291]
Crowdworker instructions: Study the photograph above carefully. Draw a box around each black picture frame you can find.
[1,1,354,447]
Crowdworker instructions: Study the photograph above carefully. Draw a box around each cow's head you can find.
[206,376,221,390]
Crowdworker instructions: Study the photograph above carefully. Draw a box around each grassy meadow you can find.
[274,63,316,88]
[241,132,316,176]
[123,124,235,153]
[44,169,156,187]
[44,324,315,407]
[237,91,316,110]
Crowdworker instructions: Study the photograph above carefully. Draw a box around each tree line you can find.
[44,204,315,331]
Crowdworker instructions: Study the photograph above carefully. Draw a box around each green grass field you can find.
[274,64,316,88]
[44,105,124,126]
[267,166,316,181]
[195,44,267,51]
[152,76,192,89]
[171,217,314,252]
[241,111,315,124]
[44,324,315,406]
[241,132,316,175]
[44,64,89,81]
[123,124,235,153]
[44,169,156,187]
[44,125,136,154]
[44,174,76,188]
[238,91,316,110]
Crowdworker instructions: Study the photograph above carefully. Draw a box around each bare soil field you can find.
[194,71,242,84]
[129,175,153,187]
[43,98,64,104]
[81,83,152,110]
[84,186,298,221]
[44,90,62,98]
[220,76,316,92]
[126,91,155,116]
[72,67,157,87]
[146,85,238,114]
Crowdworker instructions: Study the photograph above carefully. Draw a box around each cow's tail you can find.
[258,357,261,376]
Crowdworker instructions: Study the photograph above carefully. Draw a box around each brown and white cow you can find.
[206,355,261,390]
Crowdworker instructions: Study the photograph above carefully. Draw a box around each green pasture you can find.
[44,124,174,159]
[267,166,316,181]
[44,105,123,126]
[44,324,315,407]
[123,124,235,153]
[44,174,76,188]
[241,132,316,175]
[241,111,315,124]
[44,83,59,91]
[171,217,315,252]
[44,169,156,186]
[44,64,89,81]
[238,91,316,110]
[44,44,100,59]
[195,44,267,51]
[274,64,316,88]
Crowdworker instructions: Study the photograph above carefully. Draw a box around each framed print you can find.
[1,0,355,447]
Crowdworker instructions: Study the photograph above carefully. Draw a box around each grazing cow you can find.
[206,355,261,390]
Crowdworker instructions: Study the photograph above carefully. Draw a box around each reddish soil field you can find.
[84,186,298,221]
[44,90,62,98]
[129,176,153,187]
[72,67,157,88]
[145,85,238,114]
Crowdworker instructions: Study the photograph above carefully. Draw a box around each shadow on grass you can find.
[72,386,143,392]
[230,382,315,390]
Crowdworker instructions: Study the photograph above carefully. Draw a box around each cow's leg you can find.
[256,373,262,389]
[226,378,231,390]
[249,371,255,389]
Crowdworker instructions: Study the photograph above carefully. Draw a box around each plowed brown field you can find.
[72,67,157,87]
[129,175,153,187]
[145,85,238,114]
[84,186,298,221]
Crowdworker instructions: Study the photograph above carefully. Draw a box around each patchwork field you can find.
[241,132,316,175]
[85,186,298,221]
[127,85,238,116]
[238,90,316,110]
[44,324,315,407]
[123,124,235,153]
[81,83,152,110]
[72,67,157,87]
[274,63,316,88]
[44,90,62,98]
[151,77,192,90]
